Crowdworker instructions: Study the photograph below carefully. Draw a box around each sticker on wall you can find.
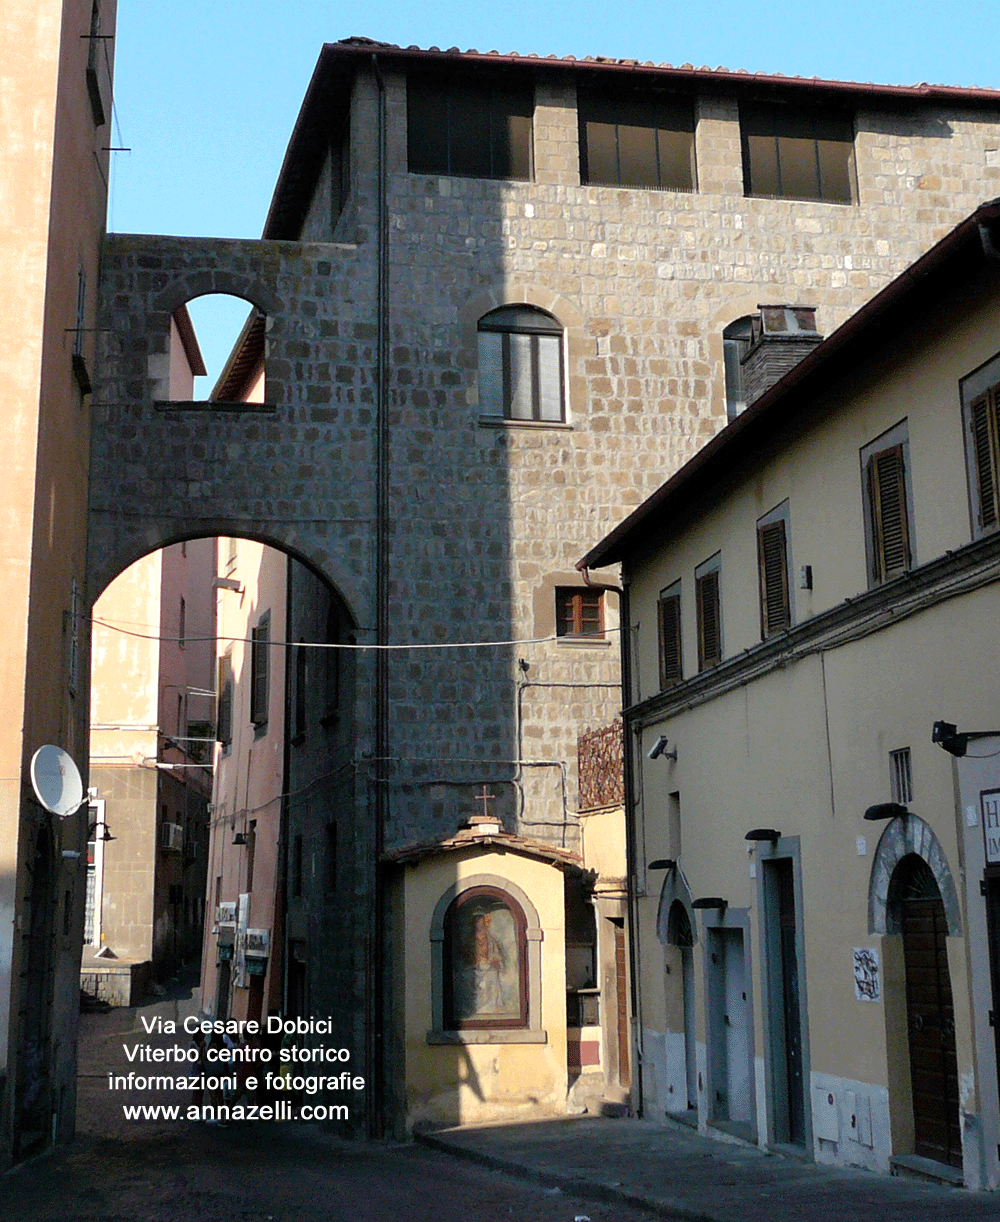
[853,947,880,1002]
[982,790,1000,863]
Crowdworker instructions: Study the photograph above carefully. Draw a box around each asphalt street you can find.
[0,983,657,1222]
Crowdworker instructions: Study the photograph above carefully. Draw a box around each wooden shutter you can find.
[970,390,1000,532]
[217,656,233,747]
[758,520,790,637]
[556,589,604,637]
[696,570,721,670]
[250,617,269,726]
[658,593,682,689]
[868,445,910,582]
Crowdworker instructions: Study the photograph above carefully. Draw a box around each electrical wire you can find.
[90,615,620,652]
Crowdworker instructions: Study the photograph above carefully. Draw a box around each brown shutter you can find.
[696,570,721,670]
[250,618,269,726]
[970,390,1000,532]
[217,656,233,747]
[758,520,790,637]
[658,593,682,689]
[868,445,910,582]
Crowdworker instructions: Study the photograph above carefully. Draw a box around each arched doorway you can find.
[666,899,697,1113]
[889,853,962,1168]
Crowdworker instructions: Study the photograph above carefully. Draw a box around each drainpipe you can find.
[619,571,645,1116]
[370,52,389,1141]
[279,561,293,1021]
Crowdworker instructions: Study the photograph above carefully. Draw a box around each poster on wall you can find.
[234,892,250,989]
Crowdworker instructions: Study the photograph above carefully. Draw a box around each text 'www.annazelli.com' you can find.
[122,1102,348,1121]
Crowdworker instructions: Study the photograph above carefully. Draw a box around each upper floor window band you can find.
[578,88,696,191]
[741,102,856,204]
[408,75,533,180]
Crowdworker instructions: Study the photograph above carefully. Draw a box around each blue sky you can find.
[108,0,1000,384]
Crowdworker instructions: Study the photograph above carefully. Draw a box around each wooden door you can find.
[764,858,805,1146]
[902,896,962,1167]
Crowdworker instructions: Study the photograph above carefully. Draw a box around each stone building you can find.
[84,306,213,1005]
[0,0,116,1165]
[89,38,1000,1135]
[580,198,1000,1188]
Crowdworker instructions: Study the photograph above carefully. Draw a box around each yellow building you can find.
[581,199,1000,1189]
[0,0,116,1164]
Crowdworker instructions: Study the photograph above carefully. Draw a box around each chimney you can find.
[742,305,822,407]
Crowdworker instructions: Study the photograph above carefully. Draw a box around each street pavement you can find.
[0,982,657,1222]
[6,976,1000,1219]
[419,1115,1000,1221]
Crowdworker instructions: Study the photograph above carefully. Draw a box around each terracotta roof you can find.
[263,38,1000,240]
[330,36,1000,99]
[384,819,585,871]
[578,198,1000,572]
[171,305,207,378]
[210,309,264,402]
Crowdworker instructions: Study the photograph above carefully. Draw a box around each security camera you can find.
[648,735,671,761]
[932,720,968,758]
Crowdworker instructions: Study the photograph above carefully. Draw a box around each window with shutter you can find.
[970,388,1000,533]
[556,588,604,638]
[250,614,270,728]
[217,653,234,750]
[696,568,722,671]
[757,519,790,637]
[658,589,682,689]
[867,444,911,583]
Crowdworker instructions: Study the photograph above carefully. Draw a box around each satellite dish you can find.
[30,745,85,817]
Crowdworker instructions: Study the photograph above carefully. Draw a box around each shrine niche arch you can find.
[429,873,544,1039]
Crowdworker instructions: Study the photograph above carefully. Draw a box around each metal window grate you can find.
[890,747,913,805]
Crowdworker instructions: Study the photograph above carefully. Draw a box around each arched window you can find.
[477,306,564,423]
[443,886,528,1029]
[666,898,694,948]
[723,316,754,422]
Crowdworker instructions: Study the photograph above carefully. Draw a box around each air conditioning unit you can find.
[160,822,184,852]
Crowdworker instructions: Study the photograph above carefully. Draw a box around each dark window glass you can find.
[408,75,533,180]
[579,89,696,191]
[478,307,564,422]
[741,103,856,203]
[723,316,754,422]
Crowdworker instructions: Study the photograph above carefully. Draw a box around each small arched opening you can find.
[157,293,270,406]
